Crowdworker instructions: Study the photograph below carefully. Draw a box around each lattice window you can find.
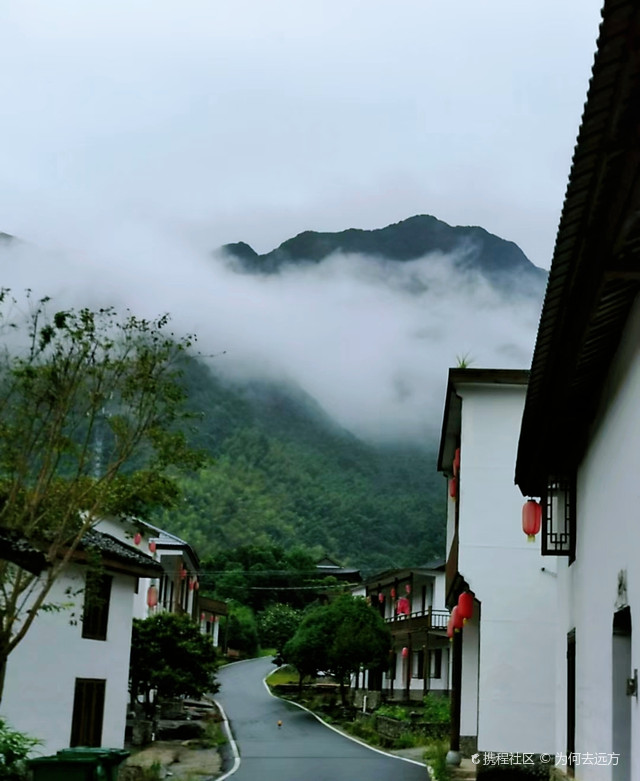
[542,478,576,561]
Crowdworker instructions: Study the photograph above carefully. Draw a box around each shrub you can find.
[375,703,411,721]
[422,693,451,723]
[0,719,41,779]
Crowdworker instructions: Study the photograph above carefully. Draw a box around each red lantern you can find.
[449,477,457,499]
[405,583,411,594]
[180,566,187,580]
[133,532,142,546]
[378,592,384,603]
[189,578,195,591]
[401,647,409,659]
[447,614,454,640]
[453,448,461,477]
[149,540,157,553]
[146,584,158,608]
[451,605,463,632]
[390,587,396,599]
[522,500,542,542]
[397,597,410,615]
[458,591,473,622]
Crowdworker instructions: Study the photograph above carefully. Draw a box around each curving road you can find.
[215,657,428,781]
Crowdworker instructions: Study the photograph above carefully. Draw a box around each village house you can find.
[363,562,450,701]
[438,369,556,763]
[130,521,227,649]
[1,517,162,754]
[515,2,640,778]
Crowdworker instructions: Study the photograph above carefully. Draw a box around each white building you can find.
[515,2,640,778]
[363,564,450,700]
[2,518,161,753]
[130,520,226,648]
[438,369,556,759]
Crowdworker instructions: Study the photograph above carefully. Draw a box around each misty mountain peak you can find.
[220,214,547,297]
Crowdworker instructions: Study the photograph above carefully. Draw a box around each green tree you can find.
[224,604,259,656]
[258,603,302,654]
[130,613,218,716]
[0,293,202,702]
[283,595,390,704]
[282,614,328,692]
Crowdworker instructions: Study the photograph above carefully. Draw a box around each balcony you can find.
[385,607,449,632]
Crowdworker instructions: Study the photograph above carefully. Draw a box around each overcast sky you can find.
[0,0,603,267]
[0,1,605,441]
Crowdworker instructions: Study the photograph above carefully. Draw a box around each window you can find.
[542,477,576,561]
[82,572,112,641]
[412,649,425,679]
[70,678,106,747]
[429,648,443,679]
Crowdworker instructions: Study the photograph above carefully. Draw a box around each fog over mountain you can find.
[0,215,545,443]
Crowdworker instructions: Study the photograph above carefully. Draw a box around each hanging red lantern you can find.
[390,587,397,599]
[146,584,158,608]
[522,500,542,542]
[451,605,463,632]
[401,647,409,659]
[180,566,187,580]
[149,540,157,553]
[133,532,142,546]
[397,597,410,615]
[189,578,195,591]
[458,591,473,622]
[447,614,454,640]
[449,477,457,499]
[453,448,461,477]
[405,583,411,594]
[378,592,384,603]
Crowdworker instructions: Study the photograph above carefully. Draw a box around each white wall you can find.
[460,604,479,739]
[2,564,135,754]
[555,295,640,780]
[456,383,556,753]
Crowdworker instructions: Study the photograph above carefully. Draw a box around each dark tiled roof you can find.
[0,528,47,575]
[516,0,640,495]
[80,530,163,576]
[0,526,163,578]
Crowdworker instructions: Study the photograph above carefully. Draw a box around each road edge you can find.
[262,670,426,769]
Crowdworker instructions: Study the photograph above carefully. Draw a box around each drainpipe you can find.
[447,629,462,766]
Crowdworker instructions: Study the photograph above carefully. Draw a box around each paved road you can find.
[215,657,428,781]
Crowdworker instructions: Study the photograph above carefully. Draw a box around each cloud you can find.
[0,227,541,443]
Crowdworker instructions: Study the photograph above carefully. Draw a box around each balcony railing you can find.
[384,608,449,630]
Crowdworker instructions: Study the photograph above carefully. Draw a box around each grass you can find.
[265,665,300,686]
[424,740,451,781]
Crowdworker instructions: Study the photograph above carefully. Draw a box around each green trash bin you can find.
[28,752,107,781]
[57,748,130,781]
[28,747,130,781]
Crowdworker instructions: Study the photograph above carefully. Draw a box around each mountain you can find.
[0,214,543,573]
[151,357,446,575]
[221,214,547,297]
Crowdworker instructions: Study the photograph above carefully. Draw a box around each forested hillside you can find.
[152,357,446,574]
